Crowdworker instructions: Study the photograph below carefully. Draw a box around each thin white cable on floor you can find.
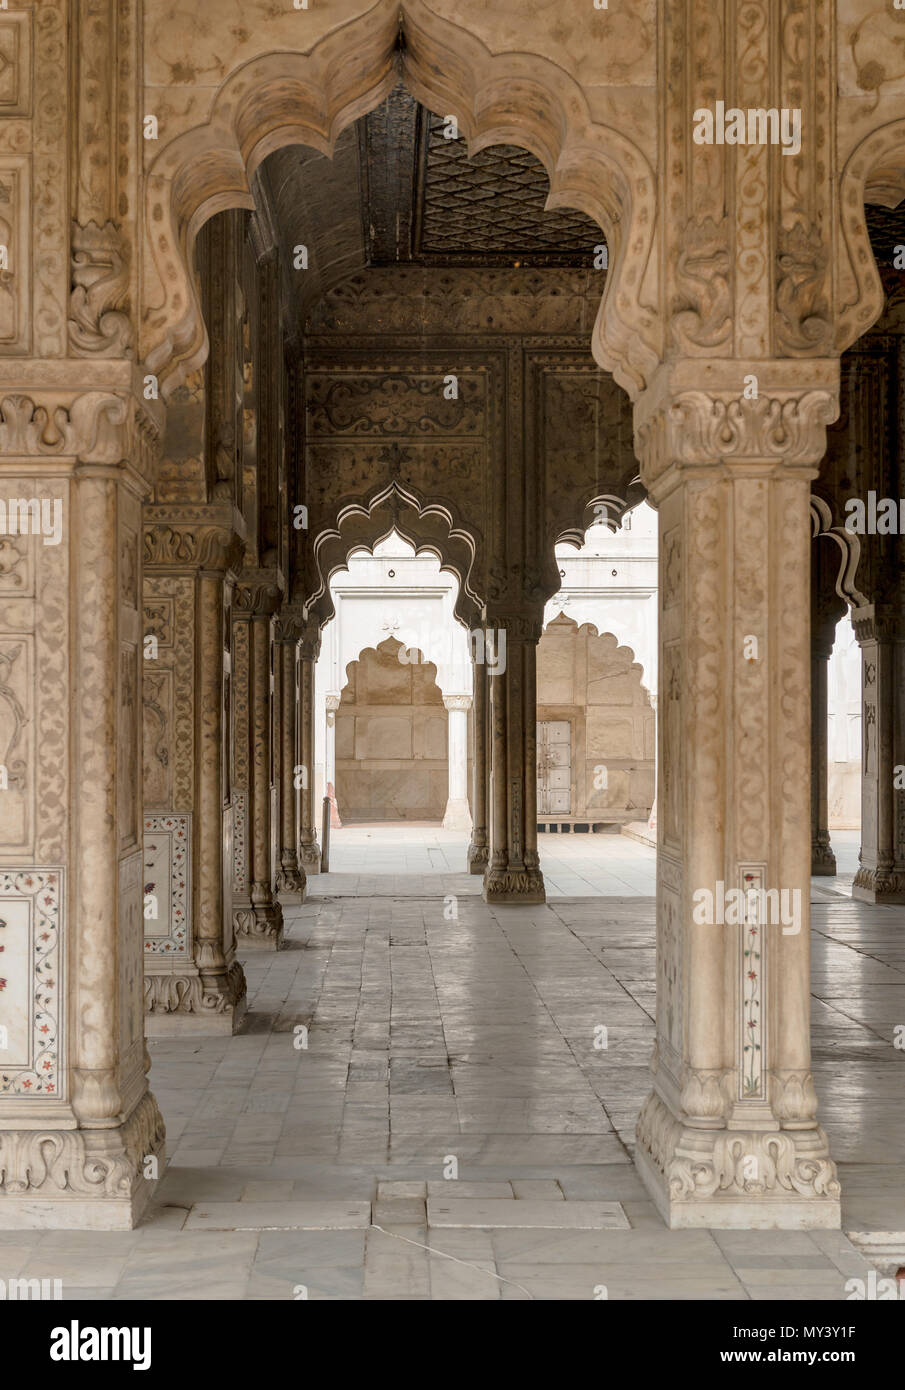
[368,1223,536,1300]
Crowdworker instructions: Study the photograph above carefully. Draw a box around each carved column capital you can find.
[274,605,307,645]
[0,387,162,480]
[298,617,322,664]
[634,361,840,500]
[483,611,544,644]
[143,507,246,574]
[234,568,284,617]
[443,694,472,712]
[853,606,904,647]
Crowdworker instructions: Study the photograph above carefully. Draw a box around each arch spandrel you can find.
[836,118,905,356]
[140,2,659,400]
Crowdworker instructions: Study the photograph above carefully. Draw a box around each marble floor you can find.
[3,829,902,1300]
[317,822,661,896]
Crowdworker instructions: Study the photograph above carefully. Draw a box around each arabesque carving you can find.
[69,221,133,358]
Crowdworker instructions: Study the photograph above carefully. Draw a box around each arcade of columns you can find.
[0,0,904,1231]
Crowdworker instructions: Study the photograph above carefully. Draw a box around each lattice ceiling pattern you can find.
[416,114,601,261]
[357,87,602,266]
[866,203,905,271]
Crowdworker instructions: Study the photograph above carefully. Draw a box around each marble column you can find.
[232,572,284,947]
[143,510,248,1033]
[442,694,473,832]
[325,693,342,827]
[275,611,305,897]
[298,620,322,874]
[810,614,838,877]
[633,365,841,1230]
[0,391,165,1228]
[646,693,658,836]
[467,651,489,873]
[483,615,545,905]
[853,608,905,904]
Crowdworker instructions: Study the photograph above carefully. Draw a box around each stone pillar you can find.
[633,365,841,1229]
[442,694,473,832]
[325,693,342,827]
[467,653,489,873]
[143,511,248,1033]
[275,611,305,897]
[0,390,165,1228]
[853,609,905,904]
[811,612,838,877]
[232,573,284,948]
[647,693,658,836]
[298,621,322,874]
[483,615,545,905]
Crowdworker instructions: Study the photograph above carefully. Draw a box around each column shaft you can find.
[276,625,305,896]
[232,573,284,947]
[325,694,342,826]
[468,653,489,872]
[143,515,248,1033]
[0,441,164,1228]
[298,623,322,874]
[442,695,473,832]
[810,640,836,876]
[483,617,545,905]
[633,367,840,1229]
[853,615,905,903]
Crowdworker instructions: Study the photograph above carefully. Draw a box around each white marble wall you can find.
[314,535,471,805]
[827,611,862,829]
[315,511,660,805]
[547,502,659,699]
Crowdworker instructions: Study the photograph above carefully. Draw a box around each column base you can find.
[852,867,905,904]
[234,903,284,949]
[635,1091,841,1230]
[276,858,306,900]
[483,865,545,905]
[443,798,473,832]
[144,962,248,1036]
[811,838,837,876]
[467,838,489,875]
[0,1091,165,1231]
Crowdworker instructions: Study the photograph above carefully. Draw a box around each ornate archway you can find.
[141,0,658,399]
[305,480,482,631]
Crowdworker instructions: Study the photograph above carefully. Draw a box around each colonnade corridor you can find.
[6,0,905,1349]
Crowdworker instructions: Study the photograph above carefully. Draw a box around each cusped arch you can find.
[306,480,481,631]
[339,634,444,703]
[142,0,658,400]
[542,609,655,700]
[552,479,647,552]
[837,118,905,353]
[810,494,869,612]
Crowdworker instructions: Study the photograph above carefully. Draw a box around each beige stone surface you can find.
[537,616,654,826]
[336,638,449,821]
[3,0,900,1236]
